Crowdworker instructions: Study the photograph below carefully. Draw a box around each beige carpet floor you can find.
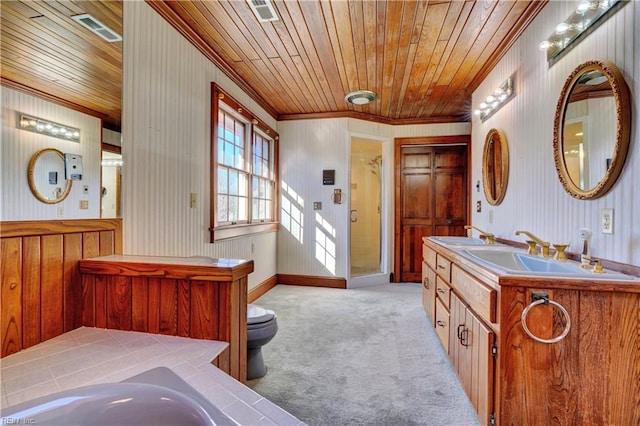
[247,283,481,426]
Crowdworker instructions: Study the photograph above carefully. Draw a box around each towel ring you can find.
[521,297,571,344]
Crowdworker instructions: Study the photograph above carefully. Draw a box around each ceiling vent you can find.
[72,14,122,42]
[247,0,279,22]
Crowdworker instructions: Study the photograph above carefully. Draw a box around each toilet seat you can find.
[247,304,275,326]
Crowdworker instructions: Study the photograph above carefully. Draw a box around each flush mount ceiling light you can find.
[345,90,378,106]
[72,13,122,42]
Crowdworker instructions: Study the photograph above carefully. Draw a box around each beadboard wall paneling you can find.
[122,1,277,290]
[471,1,639,266]
[277,118,471,283]
[1,88,102,221]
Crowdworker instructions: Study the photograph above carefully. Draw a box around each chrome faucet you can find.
[465,225,495,244]
[515,230,551,257]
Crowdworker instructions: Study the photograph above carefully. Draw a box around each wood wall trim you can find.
[79,257,254,282]
[248,275,278,303]
[1,219,122,357]
[1,78,110,123]
[277,111,469,125]
[1,219,123,254]
[276,274,347,289]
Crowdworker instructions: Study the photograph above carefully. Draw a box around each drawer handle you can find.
[436,320,446,328]
[438,264,446,270]
[423,277,429,289]
[460,329,470,347]
[457,324,465,339]
[521,295,571,344]
[437,287,446,294]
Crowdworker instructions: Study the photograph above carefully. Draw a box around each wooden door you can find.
[395,141,468,282]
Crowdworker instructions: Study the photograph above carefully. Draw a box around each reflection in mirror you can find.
[482,128,509,205]
[554,60,630,199]
[28,148,72,204]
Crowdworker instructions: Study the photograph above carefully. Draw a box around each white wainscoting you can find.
[122,1,278,290]
[471,1,639,266]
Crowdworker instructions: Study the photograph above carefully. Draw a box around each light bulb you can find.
[556,22,570,34]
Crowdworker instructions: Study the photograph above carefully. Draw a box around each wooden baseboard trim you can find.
[248,275,278,303]
[276,274,347,289]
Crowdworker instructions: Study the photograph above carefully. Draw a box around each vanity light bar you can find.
[473,76,514,122]
[18,114,81,142]
[539,0,626,63]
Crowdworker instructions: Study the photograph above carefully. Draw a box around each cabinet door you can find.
[434,297,450,351]
[421,262,436,326]
[450,292,495,426]
[466,306,495,426]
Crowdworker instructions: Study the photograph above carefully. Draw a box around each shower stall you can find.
[350,138,383,278]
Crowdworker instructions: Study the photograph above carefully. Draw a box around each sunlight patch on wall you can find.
[315,212,336,275]
[281,181,304,243]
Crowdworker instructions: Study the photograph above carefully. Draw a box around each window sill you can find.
[211,222,278,242]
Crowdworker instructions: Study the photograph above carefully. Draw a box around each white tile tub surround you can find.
[0,327,304,426]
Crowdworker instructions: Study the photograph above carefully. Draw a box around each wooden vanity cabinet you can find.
[423,237,640,426]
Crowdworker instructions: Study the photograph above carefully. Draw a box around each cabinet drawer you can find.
[451,265,497,324]
[423,244,437,270]
[435,298,450,351]
[436,276,451,310]
[435,254,452,281]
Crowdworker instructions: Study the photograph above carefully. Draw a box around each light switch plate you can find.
[601,208,613,234]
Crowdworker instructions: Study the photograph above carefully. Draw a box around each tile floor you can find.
[0,327,303,425]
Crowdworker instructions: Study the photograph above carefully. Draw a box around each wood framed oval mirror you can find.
[482,128,509,205]
[553,60,631,199]
[27,148,72,204]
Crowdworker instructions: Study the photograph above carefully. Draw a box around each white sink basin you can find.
[460,249,638,280]
[430,236,488,246]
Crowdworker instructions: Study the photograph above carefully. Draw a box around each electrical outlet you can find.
[601,208,613,234]
[313,201,322,210]
[79,200,88,209]
[476,200,482,213]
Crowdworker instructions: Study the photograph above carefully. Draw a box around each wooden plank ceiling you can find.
[0,0,547,130]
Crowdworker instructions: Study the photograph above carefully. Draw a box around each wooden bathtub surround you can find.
[1,219,122,357]
[422,237,640,425]
[79,255,253,383]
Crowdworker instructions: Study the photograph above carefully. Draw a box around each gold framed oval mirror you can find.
[27,148,72,204]
[553,60,631,199]
[482,128,509,205]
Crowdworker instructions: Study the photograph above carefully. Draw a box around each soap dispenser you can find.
[579,228,592,267]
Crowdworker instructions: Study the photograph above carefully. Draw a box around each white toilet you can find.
[246,304,278,380]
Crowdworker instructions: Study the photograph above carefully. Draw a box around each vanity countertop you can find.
[424,237,640,293]
[1,327,303,425]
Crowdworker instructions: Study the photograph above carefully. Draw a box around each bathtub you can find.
[1,367,236,425]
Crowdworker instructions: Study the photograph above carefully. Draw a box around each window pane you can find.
[217,194,228,222]
[238,196,248,221]
[218,167,228,194]
[224,142,234,166]
[236,122,245,146]
[229,170,238,195]
[263,140,269,159]
[252,176,259,198]
[229,196,237,222]
[239,172,248,197]
[236,145,245,170]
